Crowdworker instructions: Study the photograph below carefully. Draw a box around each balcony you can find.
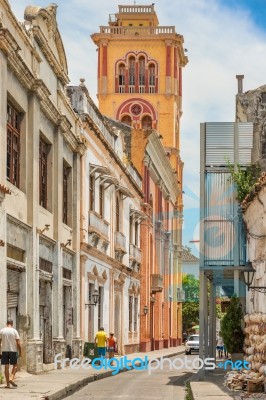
[151,274,163,293]
[114,231,127,263]
[129,243,141,264]
[99,26,176,35]
[114,231,127,253]
[88,211,109,240]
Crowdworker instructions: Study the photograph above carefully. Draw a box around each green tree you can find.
[182,274,199,332]
[221,295,244,354]
[182,274,226,333]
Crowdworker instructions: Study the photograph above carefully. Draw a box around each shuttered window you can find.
[7,269,20,308]
[7,103,21,187]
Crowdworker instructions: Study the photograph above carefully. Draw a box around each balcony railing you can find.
[151,274,163,293]
[119,5,155,13]
[99,26,176,35]
[88,211,109,239]
[129,243,141,263]
[114,231,127,253]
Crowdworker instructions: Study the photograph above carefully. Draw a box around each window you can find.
[89,175,95,211]
[129,215,133,243]
[142,116,152,129]
[118,64,125,86]
[7,103,20,187]
[129,295,133,331]
[129,57,136,86]
[134,297,138,331]
[39,138,48,208]
[115,196,120,231]
[99,184,104,217]
[139,57,145,86]
[135,221,139,247]
[149,63,156,86]
[121,115,132,126]
[63,163,70,225]
[98,286,103,330]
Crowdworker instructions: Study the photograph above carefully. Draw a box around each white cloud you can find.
[8,0,266,226]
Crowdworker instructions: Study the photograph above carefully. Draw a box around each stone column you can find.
[72,153,82,358]
[26,92,43,373]
[52,128,65,357]
[101,40,108,95]
[80,255,88,342]
[0,52,7,329]
[165,40,172,96]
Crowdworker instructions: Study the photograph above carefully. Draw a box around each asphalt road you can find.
[65,354,198,400]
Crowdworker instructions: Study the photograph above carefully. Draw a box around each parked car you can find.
[185,334,199,355]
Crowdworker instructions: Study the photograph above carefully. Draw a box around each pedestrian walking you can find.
[216,331,224,358]
[107,331,117,365]
[95,326,108,361]
[0,319,21,389]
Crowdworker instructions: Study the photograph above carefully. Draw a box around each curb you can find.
[47,349,185,399]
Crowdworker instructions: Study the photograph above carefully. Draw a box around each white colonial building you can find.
[68,83,143,354]
[0,2,86,372]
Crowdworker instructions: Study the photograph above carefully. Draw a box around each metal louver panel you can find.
[7,269,20,308]
[205,122,253,166]
[7,292,18,308]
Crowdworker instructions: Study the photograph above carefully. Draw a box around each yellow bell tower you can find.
[91,4,188,174]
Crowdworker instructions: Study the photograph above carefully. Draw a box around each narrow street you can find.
[65,355,197,400]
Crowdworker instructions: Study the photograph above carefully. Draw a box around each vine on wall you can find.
[227,161,261,203]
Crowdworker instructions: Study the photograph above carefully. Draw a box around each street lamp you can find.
[143,305,148,315]
[85,289,99,307]
[243,262,266,294]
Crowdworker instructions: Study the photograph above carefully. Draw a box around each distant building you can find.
[182,249,199,278]
[67,84,142,355]
[91,2,188,352]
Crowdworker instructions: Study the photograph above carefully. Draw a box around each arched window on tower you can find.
[129,56,136,93]
[142,115,152,130]
[148,63,156,93]
[118,63,125,93]
[139,56,145,92]
[121,115,132,126]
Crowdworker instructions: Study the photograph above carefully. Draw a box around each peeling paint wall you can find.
[236,85,266,169]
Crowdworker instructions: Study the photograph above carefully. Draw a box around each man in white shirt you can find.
[0,319,21,389]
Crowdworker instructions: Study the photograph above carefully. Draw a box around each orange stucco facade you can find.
[92,4,187,351]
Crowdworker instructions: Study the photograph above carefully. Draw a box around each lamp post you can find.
[243,262,266,294]
[85,289,100,307]
[143,305,148,315]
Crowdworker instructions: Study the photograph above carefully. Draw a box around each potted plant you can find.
[0,372,4,384]
[221,294,245,362]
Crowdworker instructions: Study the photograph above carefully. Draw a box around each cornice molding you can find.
[32,26,69,86]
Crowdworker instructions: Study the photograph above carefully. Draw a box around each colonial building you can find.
[67,83,143,354]
[0,2,86,372]
[242,174,266,313]
[91,3,187,351]
[236,78,266,312]
[130,128,183,350]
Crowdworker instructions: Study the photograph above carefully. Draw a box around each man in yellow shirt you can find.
[95,327,107,358]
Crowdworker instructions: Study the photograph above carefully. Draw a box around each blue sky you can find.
[9,0,266,255]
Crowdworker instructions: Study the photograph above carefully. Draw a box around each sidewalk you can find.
[0,346,185,399]
[190,369,235,400]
